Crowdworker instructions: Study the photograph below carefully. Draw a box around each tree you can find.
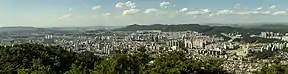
[65,64,88,74]
[142,50,229,74]
[254,59,288,74]
[0,43,231,74]
[0,44,100,73]
[17,58,54,74]
[93,47,151,74]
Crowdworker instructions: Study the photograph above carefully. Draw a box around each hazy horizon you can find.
[1,0,288,27]
[2,22,288,28]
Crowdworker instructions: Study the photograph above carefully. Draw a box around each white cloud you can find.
[236,12,251,15]
[58,13,72,19]
[256,7,263,10]
[270,5,276,9]
[17,3,288,27]
[123,9,140,15]
[116,1,136,9]
[105,13,111,16]
[236,10,284,15]
[259,11,272,14]
[263,11,272,14]
[216,9,233,15]
[272,11,287,15]
[160,2,170,8]
[186,9,211,15]
[202,9,210,13]
[92,5,101,10]
[116,2,125,8]
[186,11,205,15]
[144,8,159,14]
[125,1,136,9]
[236,11,272,15]
[179,8,188,12]
[246,11,260,14]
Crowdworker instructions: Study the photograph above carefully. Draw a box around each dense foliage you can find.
[0,43,231,74]
[248,49,279,59]
[0,43,100,74]
[233,34,285,43]
[254,59,288,74]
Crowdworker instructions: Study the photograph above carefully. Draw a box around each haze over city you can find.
[1,0,288,27]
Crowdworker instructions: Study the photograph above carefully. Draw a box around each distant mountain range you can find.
[0,26,43,33]
[204,23,288,29]
[113,24,288,34]
[50,26,123,30]
[0,26,123,33]
[1,24,288,34]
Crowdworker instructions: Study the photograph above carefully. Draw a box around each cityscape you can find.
[1,0,288,74]
[0,24,288,73]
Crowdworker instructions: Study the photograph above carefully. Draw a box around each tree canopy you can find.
[0,43,231,74]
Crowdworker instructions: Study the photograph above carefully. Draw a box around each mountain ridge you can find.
[113,24,288,34]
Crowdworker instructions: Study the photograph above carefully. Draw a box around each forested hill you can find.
[0,43,231,74]
[113,24,288,34]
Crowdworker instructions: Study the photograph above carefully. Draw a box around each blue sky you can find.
[0,0,288,27]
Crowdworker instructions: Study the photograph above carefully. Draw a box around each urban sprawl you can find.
[1,27,288,74]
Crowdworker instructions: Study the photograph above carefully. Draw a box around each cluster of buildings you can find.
[253,32,288,41]
[1,29,288,73]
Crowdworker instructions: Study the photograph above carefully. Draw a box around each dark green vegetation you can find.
[248,49,279,59]
[233,34,285,43]
[0,43,231,74]
[1,44,288,74]
[0,44,100,74]
[114,24,288,34]
[254,59,288,74]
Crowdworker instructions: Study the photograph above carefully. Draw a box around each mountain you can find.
[238,24,288,29]
[51,26,123,31]
[113,24,210,32]
[0,26,41,32]
[113,24,288,34]
[0,26,73,34]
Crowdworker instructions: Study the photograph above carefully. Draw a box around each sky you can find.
[0,0,288,27]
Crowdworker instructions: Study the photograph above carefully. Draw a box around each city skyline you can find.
[1,0,288,27]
